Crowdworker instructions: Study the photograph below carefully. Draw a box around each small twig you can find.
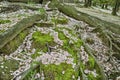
[46,42,55,54]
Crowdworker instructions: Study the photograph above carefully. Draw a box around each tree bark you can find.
[112,0,120,16]
[7,0,39,3]
[84,0,92,7]
[0,14,46,49]
[50,0,120,35]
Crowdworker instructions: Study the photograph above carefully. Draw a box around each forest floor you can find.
[0,1,120,80]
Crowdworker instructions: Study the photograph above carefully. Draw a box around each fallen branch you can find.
[0,14,46,49]
[35,22,54,27]
[51,0,120,35]
[7,0,39,3]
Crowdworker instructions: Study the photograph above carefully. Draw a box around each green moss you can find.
[23,70,37,80]
[80,55,103,80]
[58,27,76,37]
[57,17,68,24]
[32,31,55,53]
[0,19,11,24]
[88,56,95,68]
[0,59,19,80]
[87,73,97,80]
[41,63,78,80]
[54,27,82,64]
[31,49,41,59]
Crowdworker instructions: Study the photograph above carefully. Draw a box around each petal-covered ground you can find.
[0,1,120,80]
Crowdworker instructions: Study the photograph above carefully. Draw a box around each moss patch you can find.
[54,27,82,63]
[31,49,41,59]
[32,31,56,53]
[0,59,19,80]
[0,19,11,24]
[41,63,78,80]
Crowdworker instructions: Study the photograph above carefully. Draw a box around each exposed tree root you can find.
[90,25,120,79]
[82,42,107,80]
[50,0,120,79]
[35,22,54,27]
[0,14,46,50]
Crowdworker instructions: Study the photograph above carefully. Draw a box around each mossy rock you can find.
[0,59,19,80]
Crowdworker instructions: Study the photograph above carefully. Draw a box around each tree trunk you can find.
[7,0,39,3]
[50,0,120,34]
[112,0,120,16]
[105,4,108,9]
[0,14,46,49]
[84,0,92,7]
[101,4,105,9]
